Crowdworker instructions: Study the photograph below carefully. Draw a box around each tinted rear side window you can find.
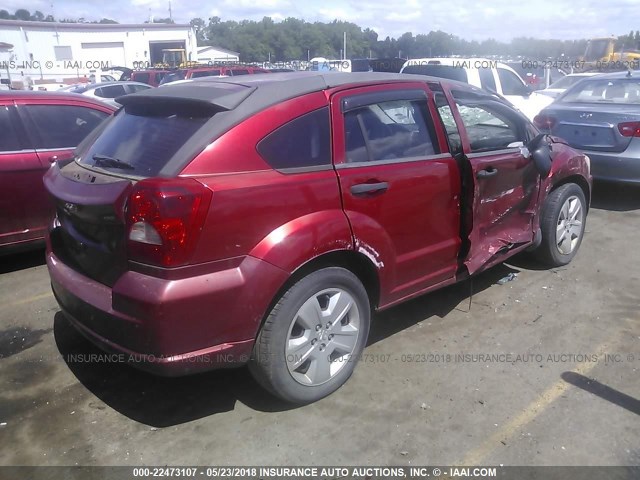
[257,107,331,170]
[129,84,152,93]
[0,106,22,152]
[133,72,150,84]
[95,84,128,98]
[478,68,497,92]
[79,108,209,177]
[231,69,250,75]
[498,69,527,95]
[24,105,109,149]
[402,64,468,83]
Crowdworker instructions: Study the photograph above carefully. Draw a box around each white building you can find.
[0,19,197,86]
[197,45,240,63]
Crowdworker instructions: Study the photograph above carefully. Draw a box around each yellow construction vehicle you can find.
[154,49,199,69]
[580,37,640,70]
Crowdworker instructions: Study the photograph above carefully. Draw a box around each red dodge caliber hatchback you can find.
[0,91,114,253]
[44,72,591,403]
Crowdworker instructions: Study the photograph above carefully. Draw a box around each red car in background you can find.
[44,73,591,404]
[130,70,172,87]
[159,66,270,84]
[0,91,114,253]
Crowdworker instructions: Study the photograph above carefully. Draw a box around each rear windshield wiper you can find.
[92,154,135,170]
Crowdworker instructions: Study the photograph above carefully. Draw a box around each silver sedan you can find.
[534,70,640,183]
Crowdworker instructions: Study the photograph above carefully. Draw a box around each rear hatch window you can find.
[560,78,640,104]
[77,106,209,177]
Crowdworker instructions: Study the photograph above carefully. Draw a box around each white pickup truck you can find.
[401,57,554,120]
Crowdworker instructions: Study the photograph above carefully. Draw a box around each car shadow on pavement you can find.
[53,263,519,427]
[504,252,565,272]
[53,313,296,427]
[367,264,519,346]
[0,248,46,274]
[590,182,640,212]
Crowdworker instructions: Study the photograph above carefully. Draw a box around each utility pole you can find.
[343,32,347,60]
[168,1,172,22]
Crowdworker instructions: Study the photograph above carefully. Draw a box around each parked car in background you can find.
[0,91,114,253]
[44,72,590,404]
[35,75,117,92]
[59,81,152,107]
[534,70,640,183]
[159,66,270,85]
[538,72,601,99]
[130,69,172,87]
[506,62,567,92]
[400,57,554,120]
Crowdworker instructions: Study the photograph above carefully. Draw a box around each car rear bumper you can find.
[47,251,289,376]
[584,149,640,184]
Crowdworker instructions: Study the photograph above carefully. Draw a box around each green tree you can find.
[14,9,31,21]
[190,18,207,44]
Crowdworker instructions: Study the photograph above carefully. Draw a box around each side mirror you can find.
[522,84,533,97]
[527,133,552,178]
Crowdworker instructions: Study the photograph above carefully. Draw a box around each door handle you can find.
[477,167,498,179]
[350,182,389,195]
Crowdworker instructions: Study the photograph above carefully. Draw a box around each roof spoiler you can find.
[116,82,257,114]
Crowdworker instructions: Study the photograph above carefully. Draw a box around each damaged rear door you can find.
[331,83,462,306]
[447,88,541,274]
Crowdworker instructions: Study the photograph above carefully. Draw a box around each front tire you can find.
[534,183,587,266]
[249,267,371,404]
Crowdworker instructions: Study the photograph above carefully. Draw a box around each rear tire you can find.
[534,183,586,266]
[249,267,370,404]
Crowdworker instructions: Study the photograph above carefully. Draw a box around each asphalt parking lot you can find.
[0,183,639,467]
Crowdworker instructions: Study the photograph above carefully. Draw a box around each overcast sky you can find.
[3,0,640,42]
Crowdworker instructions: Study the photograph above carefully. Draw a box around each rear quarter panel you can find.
[182,91,354,271]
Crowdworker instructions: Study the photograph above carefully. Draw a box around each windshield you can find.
[162,51,183,67]
[584,39,610,62]
[78,107,211,177]
[560,78,640,104]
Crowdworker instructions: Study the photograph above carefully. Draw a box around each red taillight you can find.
[533,114,556,130]
[125,177,212,267]
[617,121,640,137]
